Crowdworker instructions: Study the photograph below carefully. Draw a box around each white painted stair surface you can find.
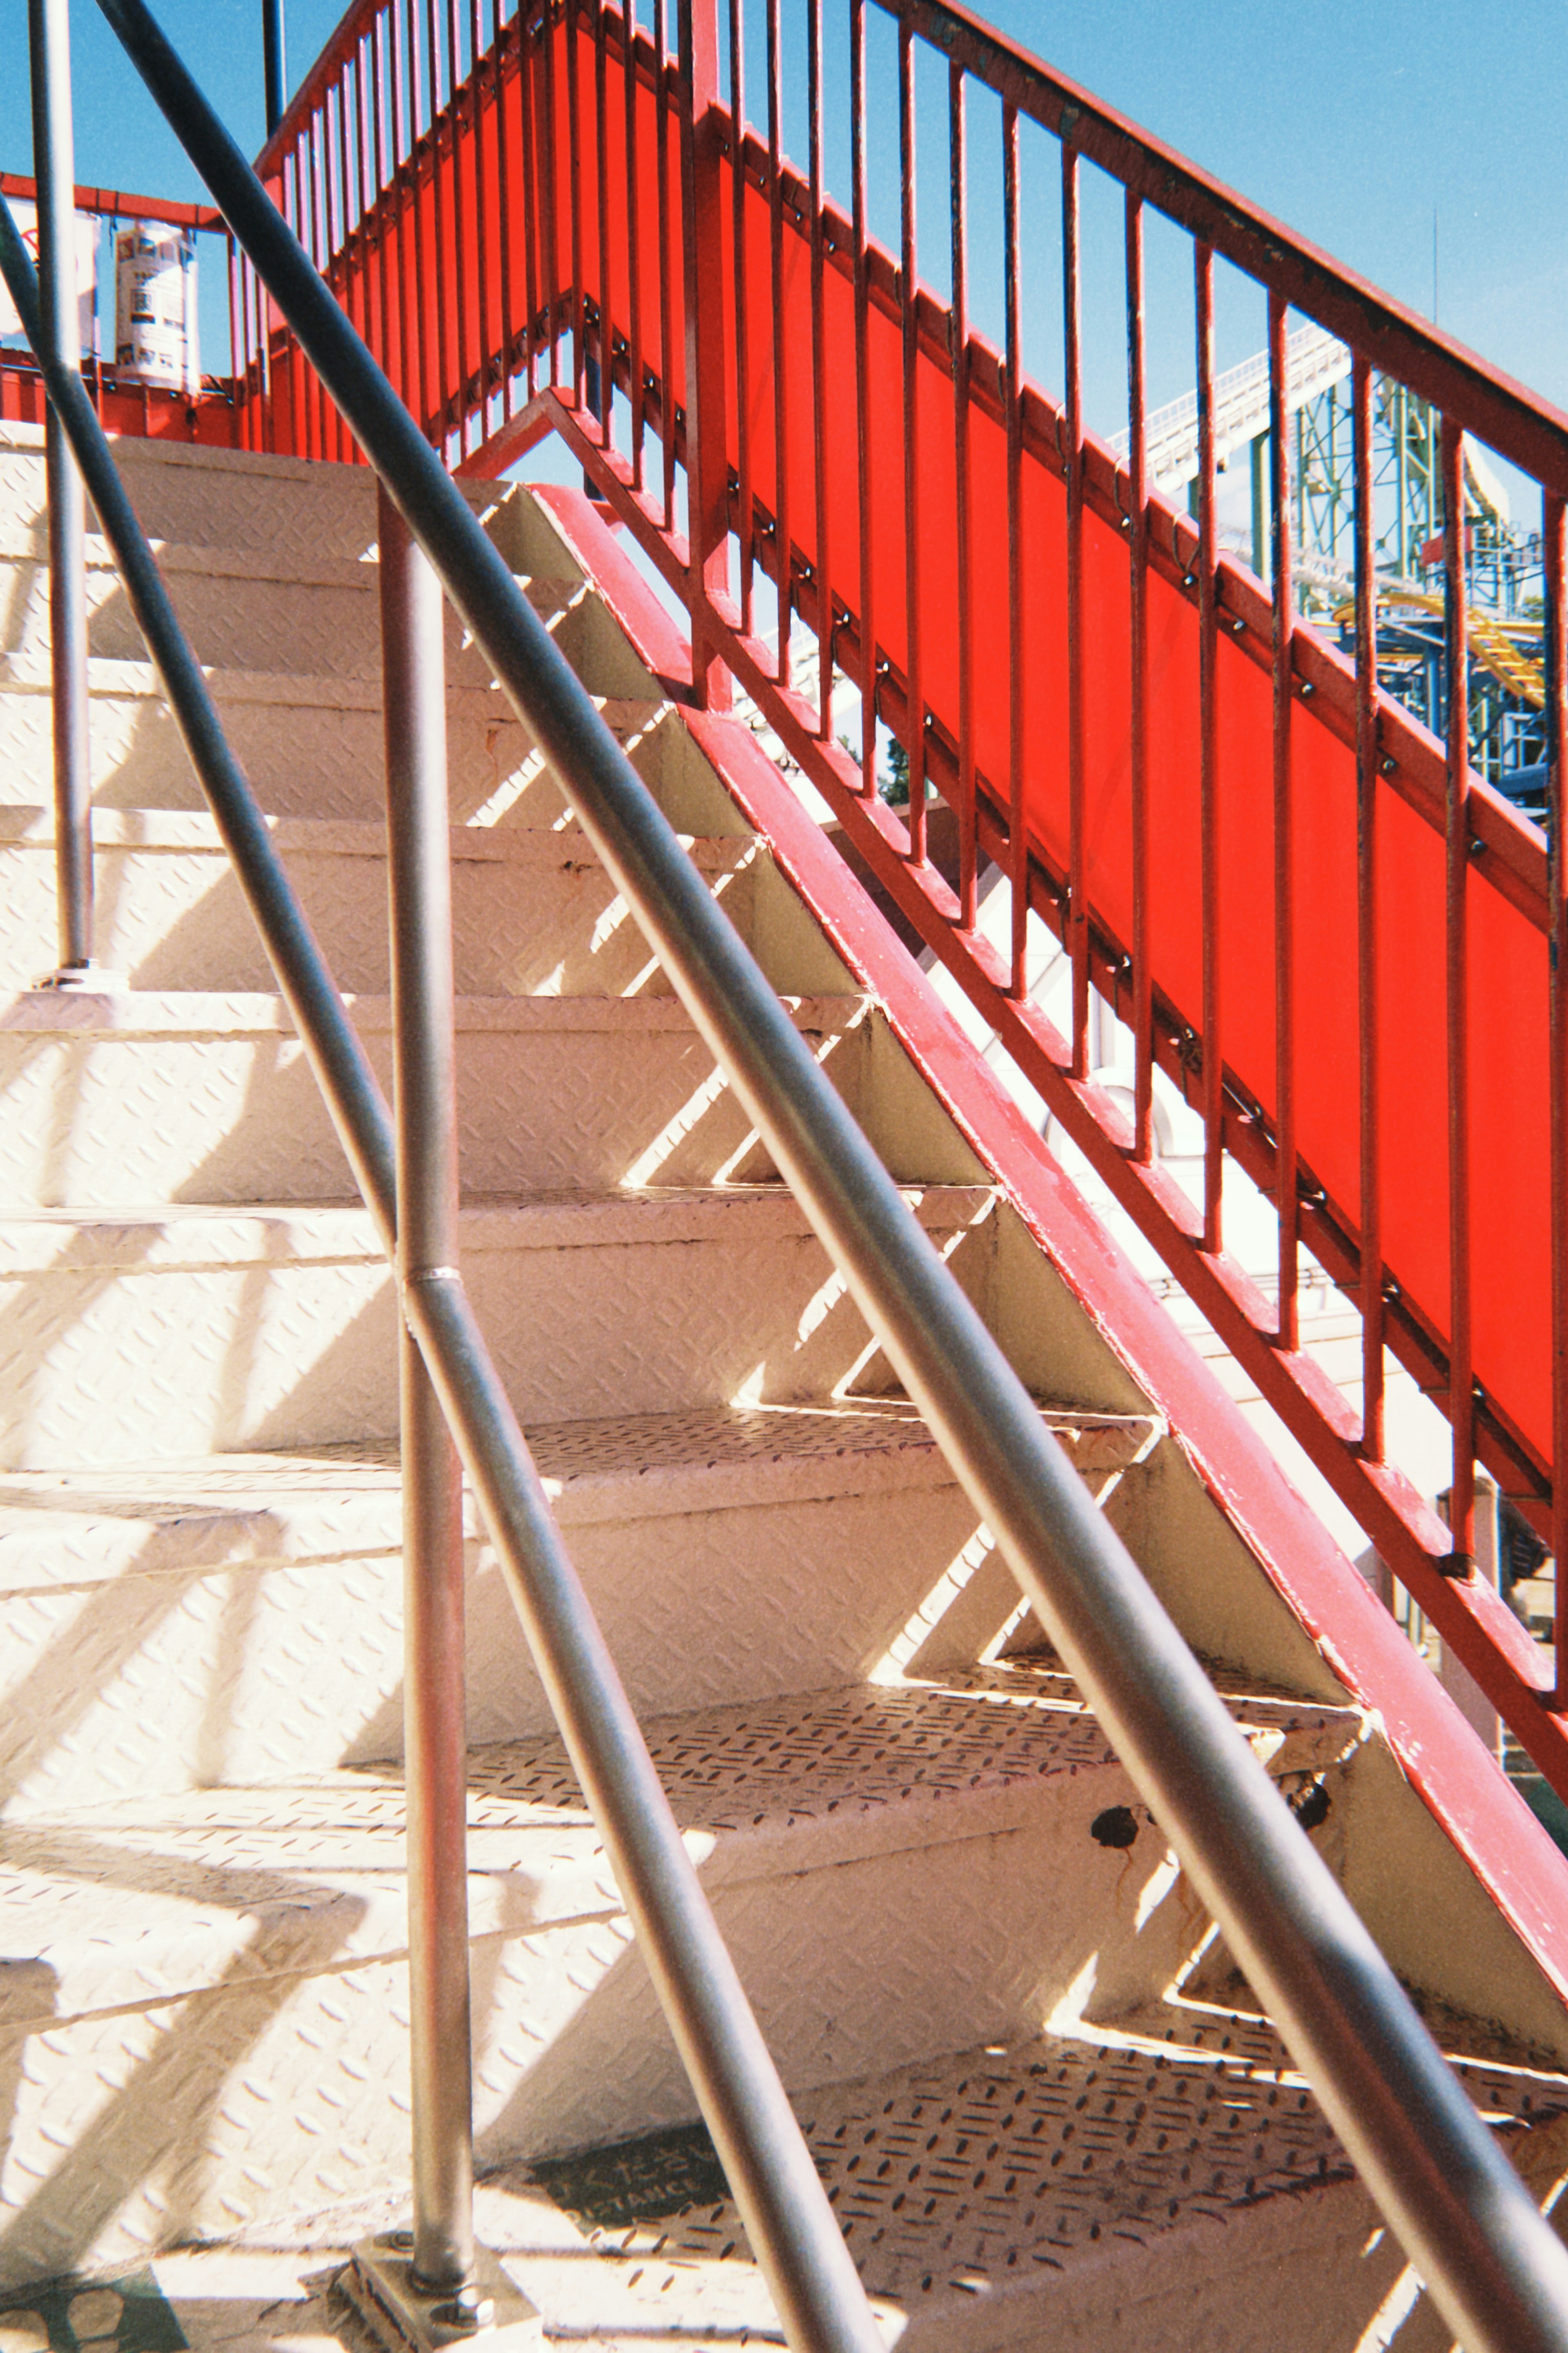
[1,421,1566,2349]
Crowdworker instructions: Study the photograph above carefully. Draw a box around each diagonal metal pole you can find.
[29,0,97,986]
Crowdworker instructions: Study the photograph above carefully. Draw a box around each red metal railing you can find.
[239,0,1568,1799]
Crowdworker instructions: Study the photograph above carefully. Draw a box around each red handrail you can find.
[238,0,1568,1802]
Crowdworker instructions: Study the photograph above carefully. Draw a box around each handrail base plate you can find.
[341,2235,543,2353]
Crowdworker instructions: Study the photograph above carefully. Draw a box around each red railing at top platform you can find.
[238,0,1568,1796]
[0,172,236,442]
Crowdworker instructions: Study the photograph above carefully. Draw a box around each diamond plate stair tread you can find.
[0,1675,1359,2029]
[514,2028,1568,2353]
[0,989,873,1207]
[0,1403,1154,1591]
[0,1186,997,1466]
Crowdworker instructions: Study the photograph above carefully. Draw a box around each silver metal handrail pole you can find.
[79,12,1568,2348]
[29,0,95,985]
[262,0,286,134]
[0,206,886,2353]
[379,484,477,2299]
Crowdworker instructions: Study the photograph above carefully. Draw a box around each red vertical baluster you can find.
[298,126,316,457]
[1063,141,1086,1069]
[655,0,675,527]
[414,0,437,436]
[1127,191,1151,1160]
[679,0,731,708]
[1196,240,1221,1251]
[285,152,308,455]
[368,20,387,388]
[312,121,332,455]
[1353,353,1384,1458]
[727,0,751,625]
[1270,292,1297,1341]
[851,0,874,794]
[595,0,612,449]
[391,0,412,420]
[950,62,974,926]
[447,0,470,453]
[496,0,515,418]
[542,0,562,394]
[568,0,586,411]
[808,0,830,738]
[354,40,376,402]
[899,22,924,863]
[238,250,253,449]
[1547,491,1568,1698]
[1003,100,1025,998]
[1442,412,1474,1564]
[332,77,352,459]
[519,0,540,400]
[624,0,644,482]
[426,0,452,447]
[254,254,272,452]
[765,0,790,685]
[472,0,494,440]
[227,231,245,448]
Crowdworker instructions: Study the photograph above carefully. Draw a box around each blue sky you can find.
[3,0,1563,446]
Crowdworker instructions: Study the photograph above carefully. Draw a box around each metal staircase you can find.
[0,417,1563,2345]
[8,0,1568,2344]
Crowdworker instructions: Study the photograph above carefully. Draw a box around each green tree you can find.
[882,738,910,807]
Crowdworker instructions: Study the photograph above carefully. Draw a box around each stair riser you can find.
[0,1013,846,1204]
[0,440,380,566]
[0,555,501,689]
[0,1484,984,1811]
[0,837,751,997]
[0,1211,946,1466]
[1,435,531,573]
[0,678,541,821]
[0,1774,1148,2288]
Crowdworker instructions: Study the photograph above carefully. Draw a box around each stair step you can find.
[0,653,572,821]
[512,2020,1568,2353]
[0,1406,1156,1811]
[0,1671,1367,2284]
[0,426,503,568]
[0,988,862,1205]
[0,543,505,689]
[0,1185,993,1466]
[0,812,753,996]
[84,2023,1568,2353]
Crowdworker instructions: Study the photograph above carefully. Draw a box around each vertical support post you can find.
[677,0,730,709]
[1546,492,1568,1703]
[30,0,94,986]
[1126,191,1150,1161]
[1269,293,1297,1347]
[380,484,474,2295]
[1441,415,1474,1566]
[1062,141,1086,1072]
[263,0,287,135]
[1352,355,1383,1463]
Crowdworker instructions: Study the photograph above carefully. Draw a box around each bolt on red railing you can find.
[239,0,1568,1802]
